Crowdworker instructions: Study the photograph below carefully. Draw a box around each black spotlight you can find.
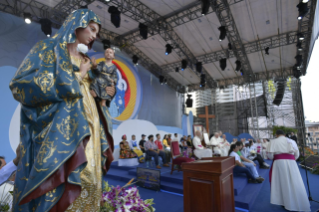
[80,5,88,9]
[139,23,148,40]
[265,47,269,55]
[228,43,232,50]
[181,59,188,71]
[102,39,111,50]
[297,2,309,20]
[196,62,202,73]
[24,13,32,24]
[175,67,179,72]
[235,60,241,72]
[159,76,165,85]
[185,94,193,108]
[298,33,305,41]
[296,42,303,51]
[293,66,302,79]
[200,74,206,88]
[295,55,303,67]
[108,6,121,28]
[132,55,139,65]
[219,58,227,71]
[201,0,210,16]
[165,44,173,55]
[218,26,226,41]
[39,18,52,37]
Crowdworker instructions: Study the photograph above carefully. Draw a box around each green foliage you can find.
[272,126,298,136]
[0,203,10,212]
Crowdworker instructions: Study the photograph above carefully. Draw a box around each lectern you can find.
[181,157,235,212]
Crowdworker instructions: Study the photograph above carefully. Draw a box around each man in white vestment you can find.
[209,132,222,155]
[220,134,230,156]
[193,131,212,159]
[267,130,310,212]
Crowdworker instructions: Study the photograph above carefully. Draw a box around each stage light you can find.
[302,0,309,2]
[228,43,232,50]
[105,0,111,1]
[240,70,244,76]
[218,26,226,41]
[80,5,88,9]
[139,23,148,40]
[200,74,206,88]
[39,18,52,37]
[164,78,168,84]
[181,60,188,70]
[201,0,210,16]
[108,6,121,28]
[175,67,179,72]
[235,60,241,72]
[159,76,165,85]
[265,47,269,55]
[165,44,173,55]
[219,58,227,71]
[186,94,193,108]
[293,66,302,79]
[24,13,32,24]
[297,42,303,51]
[102,39,111,50]
[132,55,139,65]
[297,2,309,20]
[196,62,202,73]
[295,55,303,67]
[298,33,305,41]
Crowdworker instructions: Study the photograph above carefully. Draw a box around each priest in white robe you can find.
[209,132,222,155]
[220,134,230,155]
[267,130,310,212]
[193,131,212,159]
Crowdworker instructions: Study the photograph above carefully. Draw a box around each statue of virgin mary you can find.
[9,9,114,212]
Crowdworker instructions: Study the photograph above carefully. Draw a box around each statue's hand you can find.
[13,144,21,166]
[106,81,115,97]
[79,57,91,78]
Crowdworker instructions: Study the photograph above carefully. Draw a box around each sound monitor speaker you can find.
[273,80,285,106]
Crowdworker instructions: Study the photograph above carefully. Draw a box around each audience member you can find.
[139,134,146,153]
[119,135,137,159]
[235,141,264,182]
[209,132,222,155]
[228,144,262,184]
[231,138,238,144]
[193,131,212,159]
[186,135,193,148]
[0,145,20,186]
[261,139,269,159]
[167,134,172,146]
[129,135,144,163]
[162,134,170,150]
[172,133,179,142]
[239,141,269,168]
[144,135,169,169]
[155,134,171,163]
[220,134,230,155]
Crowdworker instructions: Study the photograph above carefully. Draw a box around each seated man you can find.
[144,135,169,169]
[220,133,230,155]
[139,134,147,153]
[228,143,263,184]
[154,134,171,163]
[243,140,269,168]
[209,132,222,155]
[193,131,212,159]
[235,141,265,181]
[0,145,20,186]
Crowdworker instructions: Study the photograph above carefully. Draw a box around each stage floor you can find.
[104,160,274,210]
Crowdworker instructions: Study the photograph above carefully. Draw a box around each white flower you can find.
[77,43,88,54]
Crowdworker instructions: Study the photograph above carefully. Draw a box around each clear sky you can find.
[301,39,319,122]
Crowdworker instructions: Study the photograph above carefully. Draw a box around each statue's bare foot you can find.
[90,90,97,97]
[101,100,107,107]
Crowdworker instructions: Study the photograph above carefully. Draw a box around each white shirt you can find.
[230,151,241,162]
[0,161,17,186]
[193,136,204,150]
[129,140,140,150]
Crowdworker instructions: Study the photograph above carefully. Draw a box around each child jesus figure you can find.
[90,48,118,107]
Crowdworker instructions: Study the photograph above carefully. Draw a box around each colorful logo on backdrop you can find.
[88,52,142,123]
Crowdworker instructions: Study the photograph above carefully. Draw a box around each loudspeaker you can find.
[273,80,285,106]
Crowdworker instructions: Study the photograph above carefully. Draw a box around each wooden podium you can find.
[181,157,235,212]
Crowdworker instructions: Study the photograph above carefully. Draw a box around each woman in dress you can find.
[10,9,115,212]
[162,134,170,150]
[129,135,144,162]
[120,135,137,159]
